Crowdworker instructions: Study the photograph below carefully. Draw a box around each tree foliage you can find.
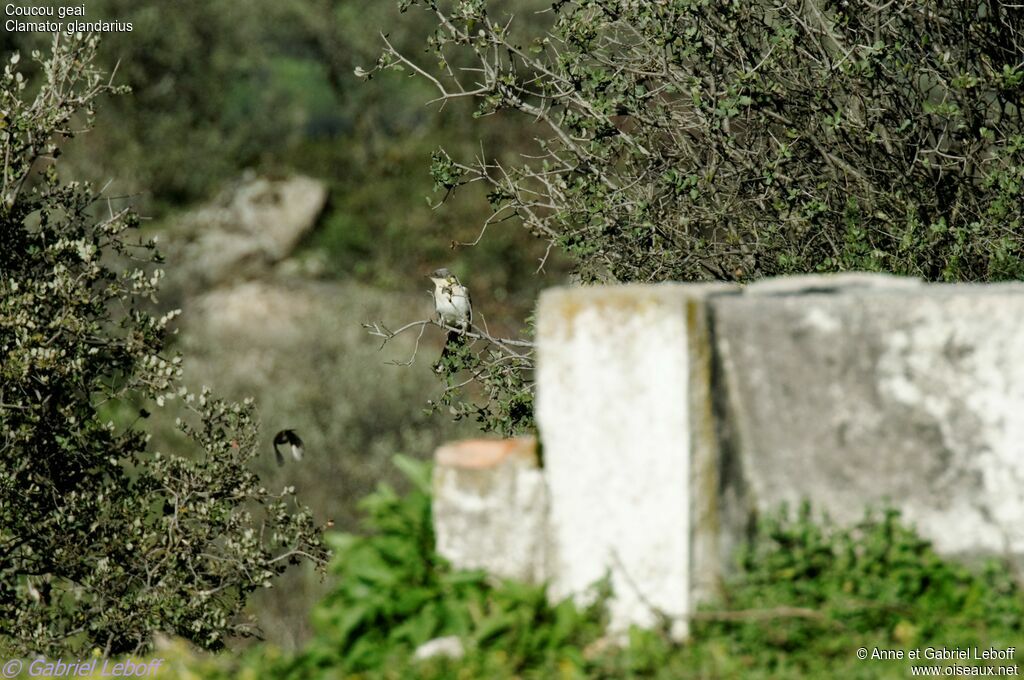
[0,36,326,656]
[366,0,1024,430]
[373,0,1024,283]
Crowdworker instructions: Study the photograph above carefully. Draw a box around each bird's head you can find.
[428,268,458,285]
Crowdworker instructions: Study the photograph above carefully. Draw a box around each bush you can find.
[691,503,1024,677]
[0,36,325,656]
[377,0,1024,285]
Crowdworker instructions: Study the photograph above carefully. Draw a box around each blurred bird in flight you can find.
[273,429,304,466]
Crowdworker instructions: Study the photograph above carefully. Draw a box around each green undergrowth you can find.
[159,458,1024,679]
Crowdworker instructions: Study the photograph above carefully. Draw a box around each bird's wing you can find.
[286,430,304,461]
[274,429,304,465]
[465,286,473,325]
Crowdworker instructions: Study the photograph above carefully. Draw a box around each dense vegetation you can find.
[387,0,1024,284]
[0,36,325,656]
[152,458,1024,678]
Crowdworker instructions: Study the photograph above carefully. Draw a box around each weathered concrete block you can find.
[536,283,736,638]
[712,275,1024,557]
[432,437,548,582]
[439,274,1024,642]
[744,271,923,295]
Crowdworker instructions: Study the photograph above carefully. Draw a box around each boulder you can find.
[159,175,328,299]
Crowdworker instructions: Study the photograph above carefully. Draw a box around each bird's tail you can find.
[446,329,466,347]
[435,330,466,373]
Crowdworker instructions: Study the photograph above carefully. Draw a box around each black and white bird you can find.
[428,268,472,335]
[273,429,304,467]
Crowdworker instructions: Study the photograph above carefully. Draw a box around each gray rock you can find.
[159,175,328,299]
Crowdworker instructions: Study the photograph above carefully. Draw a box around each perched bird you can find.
[428,268,472,334]
[429,268,473,373]
[273,429,304,467]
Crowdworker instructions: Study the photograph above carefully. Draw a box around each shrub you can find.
[0,36,325,656]
[376,0,1024,284]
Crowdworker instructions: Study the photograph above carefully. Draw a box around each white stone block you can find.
[712,279,1024,557]
[432,437,548,582]
[436,274,1024,643]
[536,284,734,638]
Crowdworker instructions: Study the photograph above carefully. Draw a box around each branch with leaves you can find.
[353,0,1024,432]
[363,315,535,436]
